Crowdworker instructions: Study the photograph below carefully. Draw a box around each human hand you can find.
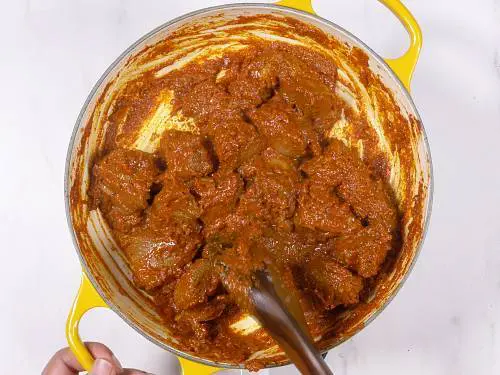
[42,342,154,375]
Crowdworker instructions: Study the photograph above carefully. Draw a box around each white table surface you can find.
[1,0,499,374]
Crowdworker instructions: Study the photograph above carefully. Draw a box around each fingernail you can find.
[111,354,123,372]
[91,358,115,375]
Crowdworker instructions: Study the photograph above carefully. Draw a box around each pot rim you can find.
[64,2,434,369]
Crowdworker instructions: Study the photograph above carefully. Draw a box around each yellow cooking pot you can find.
[65,0,430,374]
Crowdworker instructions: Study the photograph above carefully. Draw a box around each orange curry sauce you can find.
[89,37,402,370]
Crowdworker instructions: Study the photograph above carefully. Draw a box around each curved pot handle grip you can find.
[66,272,108,372]
[378,0,422,91]
[275,0,422,91]
[66,272,223,374]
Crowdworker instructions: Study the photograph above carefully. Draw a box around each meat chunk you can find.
[333,227,393,278]
[227,76,276,110]
[304,256,363,309]
[118,225,200,290]
[165,58,224,101]
[301,139,397,232]
[174,259,220,310]
[239,47,338,136]
[205,119,264,170]
[229,47,336,120]
[276,50,337,132]
[203,151,298,243]
[294,180,361,236]
[215,245,255,313]
[191,171,244,239]
[117,176,203,290]
[258,230,324,266]
[247,97,309,158]
[237,148,300,230]
[176,295,228,323]
[91,148,159,232]
[160,130,213,180]
[219,50,280,110]
[192,172,243,211]
[181,80,238,123]
[175,295,228,340]
[227,49,280,104]
[148,174,202,233]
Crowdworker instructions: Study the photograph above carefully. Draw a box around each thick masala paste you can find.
[90,40,401,369]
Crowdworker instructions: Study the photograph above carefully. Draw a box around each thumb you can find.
[91,358,120,375]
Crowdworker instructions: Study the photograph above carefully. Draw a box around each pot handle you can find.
[66,272,222,374]
[178,357,222,375]
[275,0,422,91]
[275,0,315,13]
[378,0,422,91]
[66,272,108,372]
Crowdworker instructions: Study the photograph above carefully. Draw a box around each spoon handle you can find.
[250,270,333,375]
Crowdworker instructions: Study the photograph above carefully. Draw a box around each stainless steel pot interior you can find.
[65,3,432,369]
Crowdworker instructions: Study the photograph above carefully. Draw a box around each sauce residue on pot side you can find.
[89,40,402,370]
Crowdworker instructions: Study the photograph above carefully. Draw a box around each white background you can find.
[1,0,499,374]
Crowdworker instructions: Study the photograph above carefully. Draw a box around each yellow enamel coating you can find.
[276,0,422,91]
[66,272,108,372]
[178,357,223,375]
[276,0,315,14]
[379,0,422,91]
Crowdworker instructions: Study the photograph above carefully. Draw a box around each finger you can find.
[42,347,83,375]
[91,358,119,375]
[41,343,122,375]
[86,342,123,372]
